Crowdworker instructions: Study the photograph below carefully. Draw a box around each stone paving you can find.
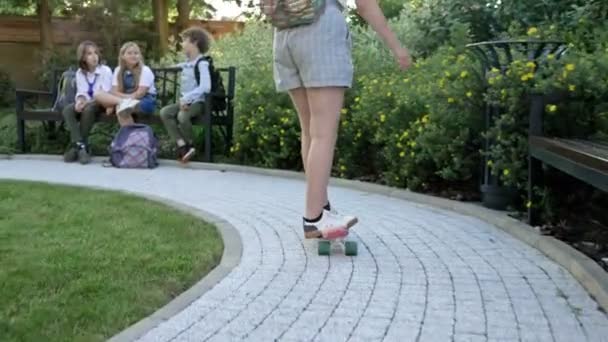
[2,158,608,342]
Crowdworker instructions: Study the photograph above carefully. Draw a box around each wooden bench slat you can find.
[529,136,608,192]
[530,136,608,171]
[20,109,62,121]
[20,109,231,124]
[553,138,608,160]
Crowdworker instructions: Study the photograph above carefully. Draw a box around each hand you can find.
[392,46,412,70]
[75,100,86,113]
[106,107,115,116]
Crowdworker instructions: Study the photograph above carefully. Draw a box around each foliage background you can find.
[1,0,607,244]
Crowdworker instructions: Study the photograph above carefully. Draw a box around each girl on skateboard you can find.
[268,0,411,238]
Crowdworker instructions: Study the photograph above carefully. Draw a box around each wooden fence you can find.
[0,15,244,88]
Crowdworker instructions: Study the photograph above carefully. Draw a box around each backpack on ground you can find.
[108,124,159,169]
[260,0,326,30]
[52,68,77,113]
[194,55,227,112]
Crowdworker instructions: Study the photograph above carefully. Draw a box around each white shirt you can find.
[111,65,157,95]
[177,55,211,105]
[75,65,113,102]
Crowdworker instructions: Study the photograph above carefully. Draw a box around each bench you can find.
[15,65,236,162]
[528,93,608,225]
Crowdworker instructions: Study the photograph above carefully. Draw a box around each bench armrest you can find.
[16,89,53,98]
[16,89,54,115]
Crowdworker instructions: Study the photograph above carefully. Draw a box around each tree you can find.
[152,0,170,57]
[0,0,248,61]
[176,0,191,33]
[38,0,53,68]
[0,0,37,15]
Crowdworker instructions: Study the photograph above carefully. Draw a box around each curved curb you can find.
[0,169,242,342]
[106,194,242,342]
[3,154,607,315]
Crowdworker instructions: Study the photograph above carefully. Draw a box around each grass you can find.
[0,180,224,342]
[0,107,16,154]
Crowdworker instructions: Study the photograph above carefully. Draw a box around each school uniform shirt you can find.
[177,55,211,106]
[75,65,113,102]
[111,65,157,95]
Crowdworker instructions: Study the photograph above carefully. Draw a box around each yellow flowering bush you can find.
[335,45,484,190]
[206,11,608,209]
[483,46,608,192]
[383,50,484,191]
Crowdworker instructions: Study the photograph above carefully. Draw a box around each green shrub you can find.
[337,45,484,191]
[0,69,14,108]
[482,44,608,198]
[211,22,302,169]
[211,18,487,193]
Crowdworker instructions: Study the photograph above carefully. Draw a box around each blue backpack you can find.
[108,124,158,169]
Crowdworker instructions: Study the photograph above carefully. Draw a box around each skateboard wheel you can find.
[318,240,331,255]
[345,241,358,256]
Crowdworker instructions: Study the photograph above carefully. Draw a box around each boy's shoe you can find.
[117,98,139,117]
[63,144,79,163]
[78,144,91,165]
[176,144,188,159]
[177,144,196,163]
[303,209,357,239]
[181,145,196,163]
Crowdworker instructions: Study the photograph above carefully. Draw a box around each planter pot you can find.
[480,184,518,210]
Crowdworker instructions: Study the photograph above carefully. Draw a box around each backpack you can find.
[194,56,227,112]
[108,124,159,169]
[260,0,326,30]
[52,68,77,113]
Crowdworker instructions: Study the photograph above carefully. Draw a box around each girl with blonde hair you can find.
[95,42,157,126]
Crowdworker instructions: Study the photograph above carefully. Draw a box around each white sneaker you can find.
[303,209,358,239]
[117,98,139,117]
[325,207,358,230]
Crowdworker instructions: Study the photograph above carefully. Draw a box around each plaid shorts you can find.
[272,0,353,92]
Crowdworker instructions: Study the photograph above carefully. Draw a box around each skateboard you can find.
[317,227,358,256]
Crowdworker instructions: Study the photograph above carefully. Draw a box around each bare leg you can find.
[302,87,344,219]
[95,92,135,126]
[288,88,312,171]
[94,92,122,108]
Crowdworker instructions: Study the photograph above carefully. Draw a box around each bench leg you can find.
[17,117,26,153]
[45,121,57,140]
[528,155,543,226]
[203,113,212,163]
[226,124,233,155]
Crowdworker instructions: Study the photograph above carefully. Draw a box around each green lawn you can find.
[0,107,15,154]
[0,180,223,342]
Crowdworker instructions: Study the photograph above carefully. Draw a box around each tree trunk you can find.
[103,0,122,58]
[177,0,191,34]
[38,0,53,69]
[152,0,170,58]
